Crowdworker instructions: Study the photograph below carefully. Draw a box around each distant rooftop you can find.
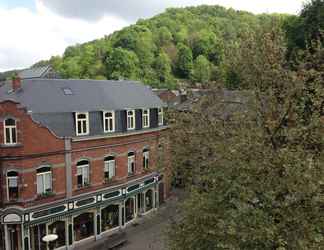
[18,65,60,79]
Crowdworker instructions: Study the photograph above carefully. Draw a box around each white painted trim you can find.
[126,110,135,130]
[3,118,17,145]
[103,111,115,133]
[158,108,164,126]
[142,109,150,128]
[75,112,89,136]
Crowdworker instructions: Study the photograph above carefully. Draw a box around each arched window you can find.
[4,118,17,145]
[143,148,149,170]
[103,111,115,132]
[36,166,52,195]
[104,156,115,182]
[127,152,135,176]
[145,189,153,211]
[7,171,18,201]
[77,160,90,188]
[75,112,89,136]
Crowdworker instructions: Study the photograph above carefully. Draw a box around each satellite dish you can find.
[42,234,58,242]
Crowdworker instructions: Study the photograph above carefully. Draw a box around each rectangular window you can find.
[143,150,149,169]
[142,109,150,128]
[36,172,52,195]
[104,159,115,181]
[103,111,115,133]
[77,165,89,188]
[158,108,164,126]
[127,110,135,130]
[128,154,135,175]
[75,112,89,136]
[4,118,17,145]
[7,176,18,201]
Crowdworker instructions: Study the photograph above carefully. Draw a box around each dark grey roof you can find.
[18,66,51,79]
[0,79,165,113]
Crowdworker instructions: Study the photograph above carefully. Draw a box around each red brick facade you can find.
[0,99,171,250]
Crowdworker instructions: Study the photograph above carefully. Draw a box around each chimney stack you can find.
[12,75,21,91]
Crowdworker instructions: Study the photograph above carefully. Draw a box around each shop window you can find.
[73,213,94,242]
[142,109,150,128]
[143,148,149,170]
[104,156,115,182]
[4,118,17,145]
[7,171,18,201]
[101,205,119,232]
[145,189,153,211]
[125,197,135,222]
[127,152,135,176]
[36,166,52,195]
[77,160,90,188]
[48,221,66,249]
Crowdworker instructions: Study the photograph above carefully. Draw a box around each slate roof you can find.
[18,66,52,79]
[0,79,165,113]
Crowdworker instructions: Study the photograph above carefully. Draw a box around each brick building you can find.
[0,77,170,250]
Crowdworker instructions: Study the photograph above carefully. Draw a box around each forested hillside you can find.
[31,5,290,89]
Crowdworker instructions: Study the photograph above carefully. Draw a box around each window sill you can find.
[36,192,55,200]
[77,184,91,190]
[0,143,23,148]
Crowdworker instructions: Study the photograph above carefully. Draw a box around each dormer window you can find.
[75,112,89,136]
[127,110,135,130]
[142,109,150,128]
[103,111,115,133]
[158,108,164,126]
[4,118,17,145]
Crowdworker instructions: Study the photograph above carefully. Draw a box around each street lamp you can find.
[42,234,58,250]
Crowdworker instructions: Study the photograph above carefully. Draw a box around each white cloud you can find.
[0,1,127,72]
[0,0,305,72]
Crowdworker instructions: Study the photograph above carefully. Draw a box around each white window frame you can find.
[127,110,135,130]
[104,157,116,181]
[4,118,17,145]
[158,108,164,126]
[75,112,89,136]
[103,111,115,133]
[7,171,18,201]
[143,149,149,169]
[36,169,52,195]
[127,153,135,175]
[142,109,150,128]
[77,162,90,188]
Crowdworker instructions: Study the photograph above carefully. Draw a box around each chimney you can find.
[12,75,21,91]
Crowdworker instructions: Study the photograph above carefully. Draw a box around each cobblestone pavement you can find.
[119,189,183,250]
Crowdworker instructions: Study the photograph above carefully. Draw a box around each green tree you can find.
[157,27,173,47]
[168,26,324,250]
[154,51,174,88]
[177,43,193,78]
[106,47,139,80]
[191,55,210,84]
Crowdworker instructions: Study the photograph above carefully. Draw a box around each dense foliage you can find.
[168,25,324,249]
[31,5,290,89]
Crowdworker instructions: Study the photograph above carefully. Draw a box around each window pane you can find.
[11,128,17,143]
[37,175,43,194]
[5,119,15,126]
[8,178,18,187]
[44,173,52,191]
[77,166,82,175]
[78,114,86,119]
[5,128,11,143]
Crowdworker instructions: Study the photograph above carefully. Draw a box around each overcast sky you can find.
[0,0,306,72]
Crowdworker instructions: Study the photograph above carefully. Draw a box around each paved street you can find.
[119,190,182,250]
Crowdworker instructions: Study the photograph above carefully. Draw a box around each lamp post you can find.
[42,234,58,250]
